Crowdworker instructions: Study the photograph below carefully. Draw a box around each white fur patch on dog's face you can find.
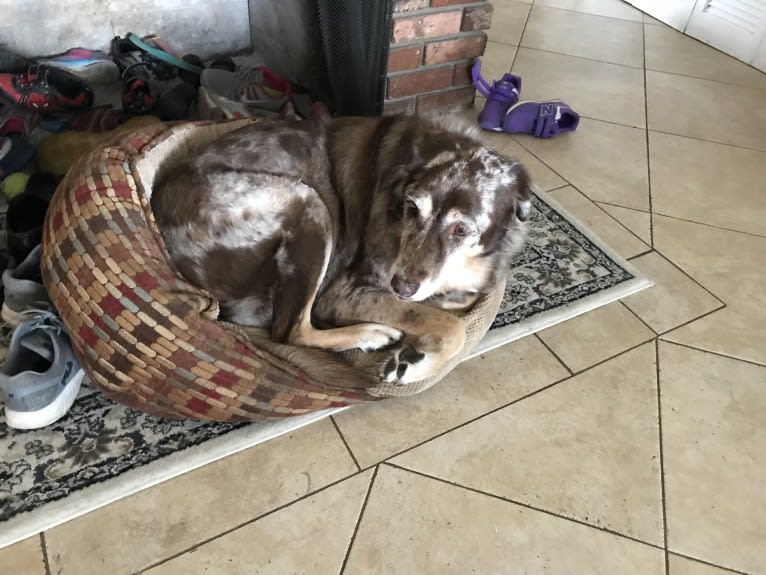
[388,144,528,304]
[406,194,433,220]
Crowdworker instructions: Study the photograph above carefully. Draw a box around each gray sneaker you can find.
[0,311,84,430]
[1,245,52,327]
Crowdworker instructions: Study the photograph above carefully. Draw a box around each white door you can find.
[625,0,698,29]
[685,0,766,63]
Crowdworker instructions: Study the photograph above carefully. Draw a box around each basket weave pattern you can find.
[41,122,378,421]
[40,120,503,421]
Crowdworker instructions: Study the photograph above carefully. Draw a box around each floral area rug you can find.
[0,189,650,548]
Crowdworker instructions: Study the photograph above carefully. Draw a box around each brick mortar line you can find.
[385,85,475,104]
[392,2,488,20]
[391,29,489,47]
[387,60,472,78]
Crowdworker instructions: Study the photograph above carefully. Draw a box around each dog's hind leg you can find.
[270,189,402,353]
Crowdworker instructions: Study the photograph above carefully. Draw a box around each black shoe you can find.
[6,172,59,265]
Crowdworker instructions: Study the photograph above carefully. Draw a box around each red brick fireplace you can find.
[384,0,492,114]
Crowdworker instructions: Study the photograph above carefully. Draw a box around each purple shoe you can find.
[471,59,522,131]
[503,100,580,138]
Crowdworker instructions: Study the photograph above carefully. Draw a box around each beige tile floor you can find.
[4,1,766,573]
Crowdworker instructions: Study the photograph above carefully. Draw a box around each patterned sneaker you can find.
[0,311,84,430]
[1,245,52,327]
[0,64,94,112]
[37,48,120,85]
[200,66,291,117]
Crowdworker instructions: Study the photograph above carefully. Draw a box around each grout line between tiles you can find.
[540,182,570,194]
[360,372,572,471]
[668,551,758,575]
[518,31,766,95]
[648,248,728,305]
[383,462,667,552]
[568,336,656,377]
[646,126,766,154]
[641,22,655,248]
[508,137,568,180]
[510,4,533,71]
[644,64,766,92]
[331,416,362,472]
[519,44,644,71]
[620,301,658,336]
[651,212,766,240]
[507,93,766,153]
[547,184,653,250]
[339,465,379,575]
[527,2,645,25]
[657,338,766,369]
[656,303,727,338]
[626,248,654,261]
[533,333,573,376]
[369,340,658,473]
[39,532,51,575]
[134,469,365,574]
[654,340,670,575]
[597,200,650,214]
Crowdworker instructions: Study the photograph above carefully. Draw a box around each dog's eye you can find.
[404,199,419,217]
[450,222,469,238]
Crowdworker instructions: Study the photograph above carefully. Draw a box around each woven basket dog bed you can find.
[40,119,505,421]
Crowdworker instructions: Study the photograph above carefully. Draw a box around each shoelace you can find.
[20,309,67,335]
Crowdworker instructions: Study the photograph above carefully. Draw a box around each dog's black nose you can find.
[391,275,419,298]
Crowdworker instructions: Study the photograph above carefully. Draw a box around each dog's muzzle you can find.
[391,274,420,299]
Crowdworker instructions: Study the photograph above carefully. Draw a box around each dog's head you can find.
[376,116,532,303]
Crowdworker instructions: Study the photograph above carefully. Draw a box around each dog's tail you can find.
[234,325,380,391]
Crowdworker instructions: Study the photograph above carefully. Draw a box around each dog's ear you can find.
[378,128,426,199]
[511,162,533,222]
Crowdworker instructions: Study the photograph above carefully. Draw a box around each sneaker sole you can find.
[4,368,85,429]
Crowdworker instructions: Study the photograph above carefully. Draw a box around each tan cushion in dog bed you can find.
[41,119,505,421]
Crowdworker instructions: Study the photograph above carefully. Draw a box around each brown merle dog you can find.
[151,115,531,385]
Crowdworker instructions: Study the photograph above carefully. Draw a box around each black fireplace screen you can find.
[314,0,392,116]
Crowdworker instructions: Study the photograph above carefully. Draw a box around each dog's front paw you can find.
[355,324,403,352]
[380,345,434,385]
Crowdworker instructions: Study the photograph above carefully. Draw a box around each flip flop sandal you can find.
[127,33,202,75]
[471,59,522,132]
[502,100,580,138]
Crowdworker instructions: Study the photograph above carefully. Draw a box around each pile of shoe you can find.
[0,311,84,430]
[0,36,334,430]
[0,172,84,430]
[471,59,580,138]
